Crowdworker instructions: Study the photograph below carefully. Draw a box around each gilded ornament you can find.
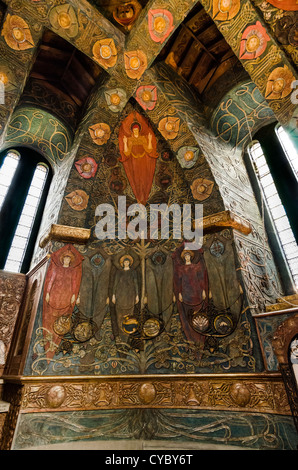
[265,65,295,100]
[89,123,111,145]
[158,116,180,140]
[53,316,72,336]
[45,385,66,408]
[213,314,233,335]
[122,315,139,335]
[2,14,34,50]
[48,4,79,39]
[92,38,118,69]
[39,224,91,248]
[143,318,161,338]
[138,383,156,404]
[230,383,251,407]
[20,376,291,415]
[124,50,147,79]
[190,178,214,201]
[65,190,89,211]
[191,313,209,333]
[73,321,94,342]
[148,9,174,44]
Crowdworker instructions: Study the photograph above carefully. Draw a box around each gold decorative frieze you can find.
[39,224,91,248]
[5,374,290,416]
[200,211,252,235]
[265,294,298,313]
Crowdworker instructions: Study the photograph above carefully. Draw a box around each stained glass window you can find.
[0,148,51,273]
[249,141,298,288]
[4,164,48,273]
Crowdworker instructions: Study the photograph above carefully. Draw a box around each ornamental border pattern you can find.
[4,374,291,416]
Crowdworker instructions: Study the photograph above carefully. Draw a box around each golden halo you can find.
[181,249,194,260]
[59,250,75,265]
[120,254,134,267]
[131,121,142,131]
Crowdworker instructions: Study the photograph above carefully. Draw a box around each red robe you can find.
[42,244,84,360]
[173,246,209,349]
[119,112,158,206]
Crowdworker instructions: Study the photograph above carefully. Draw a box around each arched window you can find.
[275,124,298,180]
[0,147,52,274]
[248,140,298,288]
[245,120,298,293]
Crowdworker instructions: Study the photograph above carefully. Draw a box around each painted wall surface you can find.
[0,0,297,451]
[12,408,298,450]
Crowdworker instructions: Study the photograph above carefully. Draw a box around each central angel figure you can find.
[119,112,158,205]
[123,121,153,158]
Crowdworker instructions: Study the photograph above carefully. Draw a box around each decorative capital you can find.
[39,224,91,248]
[198,210,252,235]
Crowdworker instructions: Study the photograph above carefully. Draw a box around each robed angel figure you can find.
[119,112,158,206]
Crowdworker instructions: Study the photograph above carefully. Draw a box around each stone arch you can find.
[2,106,73,169]
[210,80,276,150]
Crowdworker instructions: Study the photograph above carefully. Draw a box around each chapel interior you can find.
[0,0,297,451]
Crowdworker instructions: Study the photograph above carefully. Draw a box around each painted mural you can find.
[18,95,259,377]
[0,0,297,451]
[24,233,254,376]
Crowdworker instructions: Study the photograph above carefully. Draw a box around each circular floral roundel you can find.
[65,190,89,211]
[92,38,118,70]
[158,116,180,140]
[265,65,295,100]
[75,157,98,179]
[212,0,240,21]
[177,146,200,169]
[190,178,214,201]
[2,14,34,50]
[148,9,174,43]
[104,88,127,112]
[239,21,270,60]
[135,85,157,110]
[124,50,147,79]
[88,123,111,145]
[48,4,79,39]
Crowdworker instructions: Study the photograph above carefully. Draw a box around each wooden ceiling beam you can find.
[38,44,73,61]
[181,24,218,63]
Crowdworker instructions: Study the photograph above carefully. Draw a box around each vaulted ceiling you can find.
[16,0,247,127]
[153,2,247,108]
[0,0,296,147]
